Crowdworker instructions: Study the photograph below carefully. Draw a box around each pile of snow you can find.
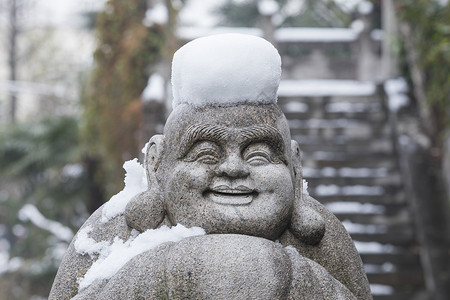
[171,33,281,108]
[75,224,205,291]
[101,159,148,223]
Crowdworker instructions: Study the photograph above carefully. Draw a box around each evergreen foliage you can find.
[397,0,450,133]
[0,116,88,299]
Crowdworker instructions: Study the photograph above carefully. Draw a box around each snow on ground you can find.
[75,224,205,291]
[171,33,281,107]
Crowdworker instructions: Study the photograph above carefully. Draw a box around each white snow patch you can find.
[75,224,205,291]
[302,179,309,196]
[142,73,165,102]
[341,220,387,234]
[351,19,365,34]
[171,33,281,108]
[364,262,396,273]
[358,1,374,15]
[258,0,279,16]
[304,167,388,178]
[101,159,148,223]
[18,204,73,242]
[288,118,361,129]
[325,202,386,214]
[62,163,83,178]
[143,2,168,26]
[0,254,22,275]
[384,78,409,112]
[275,27,358,42]
[354,241,398,254]
[314,184,384,196]
[177,27,262,41]
[325,102,380,113]
[282,101,308,113]
[278,80,376,97]
[370,284,395,295]
[177,26,360,43]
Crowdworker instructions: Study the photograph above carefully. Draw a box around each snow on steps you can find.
[279,79,427,298]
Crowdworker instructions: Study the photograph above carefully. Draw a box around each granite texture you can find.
[49,103,372,300]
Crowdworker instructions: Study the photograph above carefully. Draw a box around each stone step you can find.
[309,191,405,205]
[305,175,402,187]
[297,138,394,153]
[351,232,415,245]
[289,119,388,134]
[360,251,422,267]
[302,152,397,169]
[367,270,425,290]
[372,292,429,300]
[332,209,413,226]
[284,111,387,123]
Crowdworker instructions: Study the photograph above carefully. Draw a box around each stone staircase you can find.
[278,81,429,299]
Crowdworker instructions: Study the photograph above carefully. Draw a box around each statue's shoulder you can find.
[49,204,132,300]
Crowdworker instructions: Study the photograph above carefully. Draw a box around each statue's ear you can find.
[145,134,165,188]
[125,135,166,232]
[289,140,326,245]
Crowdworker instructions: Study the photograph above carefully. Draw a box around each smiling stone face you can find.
[157,103,294,240]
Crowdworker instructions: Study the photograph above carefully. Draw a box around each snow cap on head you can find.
[171,33,282,108]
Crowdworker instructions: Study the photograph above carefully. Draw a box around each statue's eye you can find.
[243,143,277,166]
[184,141,221,164]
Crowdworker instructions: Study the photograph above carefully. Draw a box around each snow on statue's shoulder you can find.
[171,33,281,108]
[101,158,148,223]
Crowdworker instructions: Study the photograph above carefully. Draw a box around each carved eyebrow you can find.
[178,124,229,158]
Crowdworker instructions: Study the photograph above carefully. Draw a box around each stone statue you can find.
[50,34,372,299]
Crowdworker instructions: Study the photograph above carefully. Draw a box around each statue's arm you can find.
[73,243,172,300]
[49,206,132,300]
[285,246,357,299]
[283,194,373,300]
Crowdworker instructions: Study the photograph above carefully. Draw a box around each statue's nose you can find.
[216,153,250,178]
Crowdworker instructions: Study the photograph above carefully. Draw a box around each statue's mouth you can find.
[204,185,257,205]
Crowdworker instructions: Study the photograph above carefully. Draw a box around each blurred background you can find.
[0,0,449,299]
